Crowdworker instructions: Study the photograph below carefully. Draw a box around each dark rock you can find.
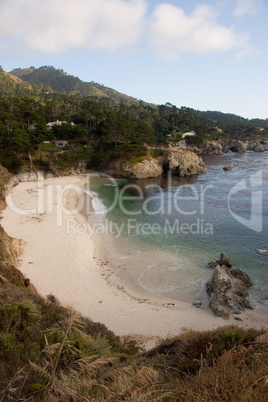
[218,252,232,267]
[248,141,266,152]
[229,140,247,153]
[208,252,232,268]
[202,142,223,156]
[222,145,231,153]
[206,264,252,318]
[231,268,253,287]
[208,261,217,268]
[232,310,241,315]
[164,150,207,177]
[223,165,233,171]
[234,316,243,321]
[192,300,202,308]
[253,144,265,152]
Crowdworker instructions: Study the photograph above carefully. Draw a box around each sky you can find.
[0,0,267,119]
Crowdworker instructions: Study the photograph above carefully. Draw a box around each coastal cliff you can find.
[200,140,267,155]
[108,149,207,179]
[107,157,164,179]
[164,149,207,176]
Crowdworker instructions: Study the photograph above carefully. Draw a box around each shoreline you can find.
[1,174,268,349]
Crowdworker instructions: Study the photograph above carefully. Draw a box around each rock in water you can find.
[164,150,207,177]
[208,261,217,269]
[202,142,223,155]
[108,158,163,179]
[229,140,247,153]
[253,144,265,152]
[223,165,233,171]
[258,247,268,256]
[208,252,232,268]
[218,252,232,267]
[206,265,252,318]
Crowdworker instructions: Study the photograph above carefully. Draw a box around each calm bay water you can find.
[86,151,268,308]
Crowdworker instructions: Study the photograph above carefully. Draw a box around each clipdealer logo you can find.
[5,169,264,235]
[228,170,263,233]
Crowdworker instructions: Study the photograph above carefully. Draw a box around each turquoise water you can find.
[85,152,268,307]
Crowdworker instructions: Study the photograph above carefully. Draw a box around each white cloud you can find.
[0,0,253,61]
[233,0,263,16]
[149,3,249,60]
[0,0,147,55]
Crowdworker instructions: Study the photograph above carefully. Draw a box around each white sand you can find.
[1,175,267,348]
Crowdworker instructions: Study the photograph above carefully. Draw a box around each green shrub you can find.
[222,328,243,344]
[0,333,24,357]
[115,143,147,158]
[130,155,146,164]
[150,148,164,158]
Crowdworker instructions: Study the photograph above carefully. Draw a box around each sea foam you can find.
[83,188,107,215]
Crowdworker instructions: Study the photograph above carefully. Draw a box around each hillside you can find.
[0,69,32,96]
[192,109,268,129]
[10,66,139,104]
[0,67,54,97]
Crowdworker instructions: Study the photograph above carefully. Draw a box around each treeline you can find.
[193,109,268,134]
[0,82,267,173]
[0,92,223,172]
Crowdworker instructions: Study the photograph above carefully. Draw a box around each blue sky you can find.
[0,0,267,119]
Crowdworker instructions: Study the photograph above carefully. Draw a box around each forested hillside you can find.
[0,66,267,174]
[0,67,50,97]
[193,109,268,133]
[10,66,139,104]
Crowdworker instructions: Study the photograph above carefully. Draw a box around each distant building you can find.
[52,140,68,148]
[182,131,196,138]
[46,120,75,129]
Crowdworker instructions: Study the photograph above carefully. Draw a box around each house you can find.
[46,120,75,129]
[182,131,196,138]
[52,140,68,148]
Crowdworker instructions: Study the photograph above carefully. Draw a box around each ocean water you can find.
[85,152,268,308]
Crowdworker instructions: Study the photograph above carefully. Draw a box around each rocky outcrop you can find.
[208,252,232,268]
[164,150,207,177]
[207,254,253,318]
[247,141,258,151]
[258,247,268,256]
[229,140,247,153]
[108,149,207,179]
[0,165,12,211]
[222,145,232,153]
[108,157,164,179]
[253,144,265,152]
[0,227,25,266]
[223,165,233,171]
[247,141,265,152]
[202,142,223,155]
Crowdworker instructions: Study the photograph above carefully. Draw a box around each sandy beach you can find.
[1,175,268,348]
